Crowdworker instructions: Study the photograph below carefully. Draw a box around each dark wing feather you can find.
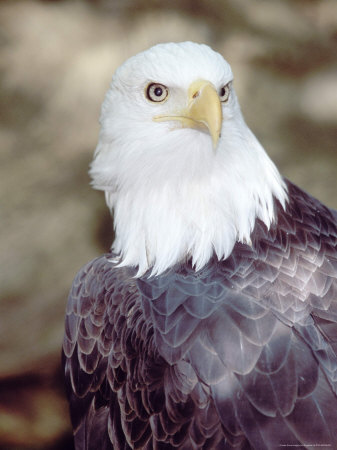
[63,180,337,449]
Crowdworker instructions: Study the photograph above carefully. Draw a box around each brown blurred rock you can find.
[0,371,73,450]
[0,0,336,448]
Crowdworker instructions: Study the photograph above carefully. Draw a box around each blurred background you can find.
[0,0,336,448]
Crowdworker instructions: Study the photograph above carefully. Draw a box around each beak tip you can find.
[212,138,219,150]
[211,130,221,150]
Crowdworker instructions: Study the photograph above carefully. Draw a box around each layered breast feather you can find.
[63,180,337,449]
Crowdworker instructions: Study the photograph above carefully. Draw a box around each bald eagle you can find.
[63,42,337,449]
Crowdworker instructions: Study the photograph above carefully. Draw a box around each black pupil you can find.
[154,86,163,97]
[221,87,226,97]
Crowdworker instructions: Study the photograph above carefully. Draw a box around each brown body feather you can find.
[63,180,337,449]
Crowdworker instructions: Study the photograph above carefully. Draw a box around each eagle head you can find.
[89,42,287,275]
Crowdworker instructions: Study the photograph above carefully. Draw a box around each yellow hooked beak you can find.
[153,80,222,149]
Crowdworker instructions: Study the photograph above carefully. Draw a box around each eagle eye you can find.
[219,84,230,102]
[146,83,169,103]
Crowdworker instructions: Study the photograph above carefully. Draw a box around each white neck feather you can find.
[92,112,287,277]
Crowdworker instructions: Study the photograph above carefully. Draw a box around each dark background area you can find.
[0,0,336,448]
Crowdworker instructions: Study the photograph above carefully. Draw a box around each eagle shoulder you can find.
[63,181,337,449]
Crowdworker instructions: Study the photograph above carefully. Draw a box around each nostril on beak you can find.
[192,91,200,99]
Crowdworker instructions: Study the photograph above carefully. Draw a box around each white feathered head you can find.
[90,42,287,275]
